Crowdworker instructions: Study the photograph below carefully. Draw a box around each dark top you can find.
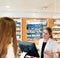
[41,42,47,58]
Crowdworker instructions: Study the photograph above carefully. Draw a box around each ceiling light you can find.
[5,5,10,8]
[42,6,48,9]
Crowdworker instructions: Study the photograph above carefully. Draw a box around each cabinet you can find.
[52,19,60,40]
[13,18,22,41]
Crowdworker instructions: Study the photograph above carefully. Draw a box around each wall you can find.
[0,11,60,18]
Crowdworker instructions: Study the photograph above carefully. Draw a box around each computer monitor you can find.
[18,41,39,57]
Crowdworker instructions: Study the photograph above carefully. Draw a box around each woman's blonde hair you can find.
[0,17,17,58]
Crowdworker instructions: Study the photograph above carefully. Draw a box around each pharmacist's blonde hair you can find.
[0,17,17,58]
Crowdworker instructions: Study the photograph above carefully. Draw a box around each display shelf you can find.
[26,18,47,40]
[13,18,22,41]
[52,19,60,40]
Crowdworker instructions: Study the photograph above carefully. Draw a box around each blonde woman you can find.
[0,17,17,58]
[38,27,58,58]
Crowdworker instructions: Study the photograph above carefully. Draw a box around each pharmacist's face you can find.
[43,29,51,39]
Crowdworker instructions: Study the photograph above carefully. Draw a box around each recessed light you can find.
[42,6,48,9]
[5,5,10,8]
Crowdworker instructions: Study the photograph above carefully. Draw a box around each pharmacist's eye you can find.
[43,32,48,35]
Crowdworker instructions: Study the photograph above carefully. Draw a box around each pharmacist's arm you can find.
[53,53,57,58]
[44,50,56,58]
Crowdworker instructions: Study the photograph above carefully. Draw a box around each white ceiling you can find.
[0,0,60,13]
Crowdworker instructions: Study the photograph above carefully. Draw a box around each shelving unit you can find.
[52,19,60,40]
[13,18,22,41]
[10,18,53,42]
[26,18,47,40]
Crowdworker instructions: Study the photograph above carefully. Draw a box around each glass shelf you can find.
[13,18,22,41]
[52,19,60,40]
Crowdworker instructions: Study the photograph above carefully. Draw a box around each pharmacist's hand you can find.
[44,50,51,56]
[44,50,53,58]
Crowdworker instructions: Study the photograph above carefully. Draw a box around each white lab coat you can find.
[6,43,15,58]
[38,38,58,58]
